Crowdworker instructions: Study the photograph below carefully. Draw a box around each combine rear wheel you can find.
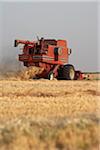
[63,64,75,80]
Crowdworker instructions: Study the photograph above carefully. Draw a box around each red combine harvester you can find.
[14,37,83,80]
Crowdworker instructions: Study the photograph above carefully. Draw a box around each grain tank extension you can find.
[14,37,80,80]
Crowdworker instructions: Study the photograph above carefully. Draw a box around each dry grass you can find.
[0,76,100,150]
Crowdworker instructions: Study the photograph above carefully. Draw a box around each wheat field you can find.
[0,75,100,150]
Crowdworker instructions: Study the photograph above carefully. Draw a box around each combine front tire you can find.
[48,71,54,80]
[63,64,75,80]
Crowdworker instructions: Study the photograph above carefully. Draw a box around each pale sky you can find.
[0,1,99,72]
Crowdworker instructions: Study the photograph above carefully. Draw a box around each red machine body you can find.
[14,37,79,80]
[75,71,83,80]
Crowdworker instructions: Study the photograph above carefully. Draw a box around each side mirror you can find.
[68,48,72,55]
[14,40,18,47]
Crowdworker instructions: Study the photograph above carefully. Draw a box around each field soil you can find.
[0,74,100,150]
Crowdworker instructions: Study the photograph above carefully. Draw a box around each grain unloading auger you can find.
[14,37,83,80]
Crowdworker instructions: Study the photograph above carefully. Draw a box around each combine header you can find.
[14,37,82,80]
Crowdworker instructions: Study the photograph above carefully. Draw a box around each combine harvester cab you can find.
[14,37,81,80]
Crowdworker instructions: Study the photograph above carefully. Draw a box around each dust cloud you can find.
[0,45,23,79]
